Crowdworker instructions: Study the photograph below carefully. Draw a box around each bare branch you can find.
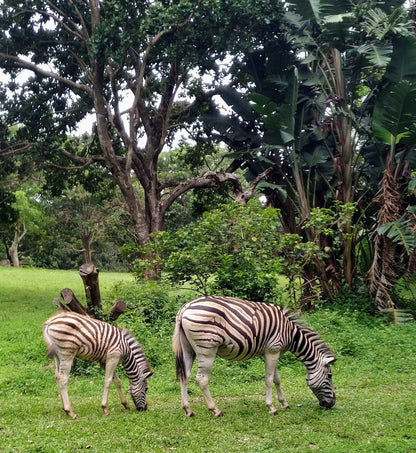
[234,168,273,204]
[55,149,107,170]
[160,170,242,217]
[0,142,34,157]
[129,3,199,166]
[0,52,93,96]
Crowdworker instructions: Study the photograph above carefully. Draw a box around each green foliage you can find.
[134,200,283,302]
[109,280,183,328]
[0,186,17,232]
[377,212,416,254]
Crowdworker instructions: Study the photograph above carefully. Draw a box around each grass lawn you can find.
[1,267,416,452]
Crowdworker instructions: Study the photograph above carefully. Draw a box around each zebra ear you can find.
[323,356,336,366]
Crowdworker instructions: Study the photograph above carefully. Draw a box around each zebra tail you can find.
[172,317,188,382]
[43,323,57,359]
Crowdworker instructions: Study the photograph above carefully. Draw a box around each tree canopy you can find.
[0,0,284,250]
[2,0,416,312]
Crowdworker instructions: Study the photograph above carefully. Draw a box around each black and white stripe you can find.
[172,296,336,416]
[43,311,152,418]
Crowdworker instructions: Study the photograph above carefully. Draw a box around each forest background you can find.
[2,0,416,315]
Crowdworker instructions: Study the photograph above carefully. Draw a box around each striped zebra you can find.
[43,311,152,419]
[172,296,336,417]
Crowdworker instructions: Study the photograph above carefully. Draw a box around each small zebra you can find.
[43,311,152,418]
[172,296,336,417]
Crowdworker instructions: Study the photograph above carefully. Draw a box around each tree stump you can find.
[79,263,102,312]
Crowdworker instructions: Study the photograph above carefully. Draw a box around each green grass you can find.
[1,267,416,452]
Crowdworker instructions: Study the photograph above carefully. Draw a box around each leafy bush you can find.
[133,200,284,302]
[109,279,184,327]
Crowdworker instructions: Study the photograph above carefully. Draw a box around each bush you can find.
[134,200,284,302]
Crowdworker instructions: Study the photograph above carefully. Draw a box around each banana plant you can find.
[369,36,416,310]
[245,0,415,304]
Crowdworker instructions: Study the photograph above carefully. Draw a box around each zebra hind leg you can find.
[54,356,77,419]
[179,348,196,417]
[195,353,223,417]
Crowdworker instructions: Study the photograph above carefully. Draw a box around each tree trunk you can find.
[8,222,27,267]
[109,300,127,320]
[56,290,126,321]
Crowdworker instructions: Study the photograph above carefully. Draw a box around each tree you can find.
[205,0,416,310]
[0,0,283,263]
[265,1,416,310]
[6,188,47,266]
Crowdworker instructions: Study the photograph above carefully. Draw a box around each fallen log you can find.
[109,300,127,320]
[60,288,88,315]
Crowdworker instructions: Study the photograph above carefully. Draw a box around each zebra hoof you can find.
[185,410,195,417]
[213,409,223,417]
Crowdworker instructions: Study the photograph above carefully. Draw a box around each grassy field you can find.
[1,267,416,452]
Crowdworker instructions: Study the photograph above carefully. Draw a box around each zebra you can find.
[172,296,336,417]
[43,311,152,419]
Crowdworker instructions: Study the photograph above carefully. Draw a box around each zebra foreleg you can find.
[273,367,290,409]
[55,356,77,419]
[264,352,283,415]
[100,362,130,411]
[102,356,121,415]
[196,353,223,417]
[112,372,130,410]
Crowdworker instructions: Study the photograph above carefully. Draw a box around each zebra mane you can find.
[122,329,152,373]
[282,308,335,359]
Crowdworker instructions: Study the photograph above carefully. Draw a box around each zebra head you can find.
[128,371,153,411]
[306,355,336,409]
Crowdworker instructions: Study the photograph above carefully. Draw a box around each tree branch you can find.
[0,142,34,157]
[0,53,93,96]
[160,171,242,217]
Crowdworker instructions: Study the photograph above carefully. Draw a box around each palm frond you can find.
[363,7,411,40]
[379,308,414,325]
[355,43,392,67]
[377,215,416,254]
[372,80,416,146]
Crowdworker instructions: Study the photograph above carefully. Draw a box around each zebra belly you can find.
[216,338,261,361]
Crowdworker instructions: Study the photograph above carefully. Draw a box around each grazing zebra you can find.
[43,311,152,419]
[172,296,336,417]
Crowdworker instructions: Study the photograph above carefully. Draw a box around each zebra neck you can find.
[287,324,319,369]
[122,338,150,379]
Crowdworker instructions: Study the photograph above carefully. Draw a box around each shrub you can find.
[134,200,284,302]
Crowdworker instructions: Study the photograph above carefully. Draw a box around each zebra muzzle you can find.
[319,396,336,409]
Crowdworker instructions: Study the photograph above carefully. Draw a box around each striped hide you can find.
[172,296,336,416]
[43,311,152,418]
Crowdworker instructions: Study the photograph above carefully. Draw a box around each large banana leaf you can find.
[384,36,416,84]
[286,0,352,24]
[372,80,416,146]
